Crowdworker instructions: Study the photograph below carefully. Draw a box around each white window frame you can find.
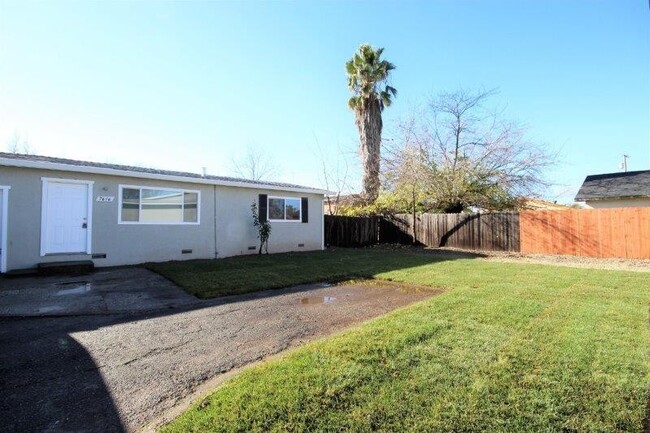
[0,185,10,272]
[268,196,302,223]
[118,185,201,225]
[40,177,94,256]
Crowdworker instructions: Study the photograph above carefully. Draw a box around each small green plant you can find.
[251,202,271,254]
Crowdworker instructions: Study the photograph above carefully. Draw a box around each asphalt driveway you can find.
[0,277,438,432]
[0,268,199,316]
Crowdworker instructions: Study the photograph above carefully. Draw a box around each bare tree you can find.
[232,144,278,181]
[314,138,353,215]
[386,88,555,213]
[383,140,430,241]
[7,130,32,154]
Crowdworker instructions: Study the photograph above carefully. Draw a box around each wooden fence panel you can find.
[520,207,650,259]
[379,212,520,252]
[324,215,379,247]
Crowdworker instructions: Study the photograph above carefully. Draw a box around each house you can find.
[323,193,363,215]
[516,197,571,210]
[575,170,650,209]
[0,153,327,273]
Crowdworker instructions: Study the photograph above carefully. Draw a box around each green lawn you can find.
[156,249,650,432]
[147,248,461,299]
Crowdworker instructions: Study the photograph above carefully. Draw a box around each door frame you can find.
[0,185,10,273]
[40,177,94,256]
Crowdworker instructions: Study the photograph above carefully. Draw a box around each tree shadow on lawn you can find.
[0,248,476,432]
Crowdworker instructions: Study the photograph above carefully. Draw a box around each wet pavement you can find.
[0,281,440,433]
[0,268,199,316]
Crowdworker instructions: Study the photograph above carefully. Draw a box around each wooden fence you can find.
[324,215,379,247]
[325,208,650,259]
[380,213,520,252]
[520,208,650,259]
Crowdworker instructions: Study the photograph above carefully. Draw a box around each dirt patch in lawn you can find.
[370,245,650,272]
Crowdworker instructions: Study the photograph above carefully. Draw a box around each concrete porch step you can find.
[37,260,95,276]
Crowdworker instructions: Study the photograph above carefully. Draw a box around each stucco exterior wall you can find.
[214,186,323,258]
[584,198,650,209]
[0,166,323,271]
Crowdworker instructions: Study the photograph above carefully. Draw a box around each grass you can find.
[146,248,460,299]
[157,249,650,432]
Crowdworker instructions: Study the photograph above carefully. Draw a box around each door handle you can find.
[82,223,88,229]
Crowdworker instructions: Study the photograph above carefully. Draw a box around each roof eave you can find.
[576,195,650,202]
[0,157,329,195]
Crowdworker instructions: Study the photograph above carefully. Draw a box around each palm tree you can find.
[346,44,397,203]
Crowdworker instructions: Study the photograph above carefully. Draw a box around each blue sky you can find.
[1,0,648,203]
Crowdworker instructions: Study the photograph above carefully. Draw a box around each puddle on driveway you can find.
[56,282,92,296]
[301,296,336,305]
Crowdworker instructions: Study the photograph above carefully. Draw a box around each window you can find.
[119,186,199,224]
[268,196,301,221]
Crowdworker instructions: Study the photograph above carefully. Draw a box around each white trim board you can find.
[0,185,10,273]
[40,178,94,256]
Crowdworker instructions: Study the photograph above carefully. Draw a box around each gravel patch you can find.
[480,251,650,272]
[372,245,650,273]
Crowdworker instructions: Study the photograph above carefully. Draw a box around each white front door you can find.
[42,180,92,255]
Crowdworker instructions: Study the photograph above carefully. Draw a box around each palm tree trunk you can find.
[356,99,383,203]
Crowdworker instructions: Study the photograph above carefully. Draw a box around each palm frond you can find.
[346,43,397,111]
[380,91,393,109]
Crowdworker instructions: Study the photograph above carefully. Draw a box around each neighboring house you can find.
[0,153,327,273]
[517,197,571,210]
[323,193,362,215]
[575,170,650,209]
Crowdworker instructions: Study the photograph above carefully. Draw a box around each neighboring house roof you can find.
[517,197,570,210]
[575,170,650,201]
[0,152,328,195]
[323,193,365,214]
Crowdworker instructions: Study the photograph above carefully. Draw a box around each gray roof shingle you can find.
[0,152,326,193]
[575,170,650,201]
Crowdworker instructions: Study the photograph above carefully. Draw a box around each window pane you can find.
[268,198,284,220]
[183,192,198,223]
[121,188,140,222]
[141,189,183,222]
[285,198,300,220]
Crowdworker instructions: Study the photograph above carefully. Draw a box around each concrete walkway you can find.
[0,280,439,433]
[0,268,199,316]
